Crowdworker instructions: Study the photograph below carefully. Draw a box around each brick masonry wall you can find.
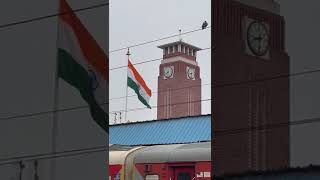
[157,61,201,119]
[212,0,289,176]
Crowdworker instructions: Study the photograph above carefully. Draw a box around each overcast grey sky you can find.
[277,0,320,167]
[109,0,211,124]
[0,0,108,179]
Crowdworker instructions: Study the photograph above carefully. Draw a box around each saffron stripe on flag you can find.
[59,0,108,81]
[128,60,152,97]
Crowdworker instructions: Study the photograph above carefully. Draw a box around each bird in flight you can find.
[202,21,208,30]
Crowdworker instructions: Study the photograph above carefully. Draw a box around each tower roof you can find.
[158,41,202,51]
[234,0,280,14]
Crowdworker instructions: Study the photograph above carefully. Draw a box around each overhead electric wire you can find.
[1,7,210,55]
[0,95,211,123]
[0,103,96,122]
[214,117,320,137]
[213,67,320,88]
[110,57,164,71]
[109,47,212,71]
[0,145,108,166]
[109,82,212,101]
[110,98,212,114]
[108,27,211,54]
[0,2,109,30]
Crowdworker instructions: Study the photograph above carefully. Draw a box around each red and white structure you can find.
[213,0,290,176]
[157,41,202,119]
[109,142,211,180]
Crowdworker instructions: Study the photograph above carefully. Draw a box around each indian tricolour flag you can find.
[128,60,152,109]
[57,0,108,132]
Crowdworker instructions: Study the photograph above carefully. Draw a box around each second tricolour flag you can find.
[127,60,152,109]
[57,0,108,132]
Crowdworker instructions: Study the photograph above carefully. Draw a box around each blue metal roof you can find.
[109,115,211,145]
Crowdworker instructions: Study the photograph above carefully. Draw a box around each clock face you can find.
[186,66,195,80]
[247,21,270,56]
[164,66,174,79]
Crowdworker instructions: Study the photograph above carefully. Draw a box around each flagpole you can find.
[51,1,61,180]
[125,48,131,123]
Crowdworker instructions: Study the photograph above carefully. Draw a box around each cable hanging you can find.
[0,145,108,166]
[0,2,109,29]
[108,27,211,54]
[109,47,213,71]
[110,98,212,114]
[109,82,211,101]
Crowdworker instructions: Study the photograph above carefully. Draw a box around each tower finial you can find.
[179,29,182,41]
[126,48,131,56]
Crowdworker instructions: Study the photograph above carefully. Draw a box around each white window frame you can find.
[145,174,160,180]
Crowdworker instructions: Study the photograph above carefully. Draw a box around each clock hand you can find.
[254,36,262,41]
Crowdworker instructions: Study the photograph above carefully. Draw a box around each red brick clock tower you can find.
[213,0,290,176]
[157,41,202,119]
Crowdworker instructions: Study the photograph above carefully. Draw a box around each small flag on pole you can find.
[127,60,152,109]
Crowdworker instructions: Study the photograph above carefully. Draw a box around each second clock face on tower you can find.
[247,21,270,56]
[186,66,195,80]
[163,66,174,79]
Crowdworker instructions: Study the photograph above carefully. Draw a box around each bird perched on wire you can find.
[202,21,208,30]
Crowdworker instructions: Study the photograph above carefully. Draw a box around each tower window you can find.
[174,45,178,53]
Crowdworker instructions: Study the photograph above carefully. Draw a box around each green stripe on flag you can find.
[128,77,151,109]
[57,48,108,133]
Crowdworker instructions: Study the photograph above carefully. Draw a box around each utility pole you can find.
[125,48,131,123]
[18,161,25,180]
